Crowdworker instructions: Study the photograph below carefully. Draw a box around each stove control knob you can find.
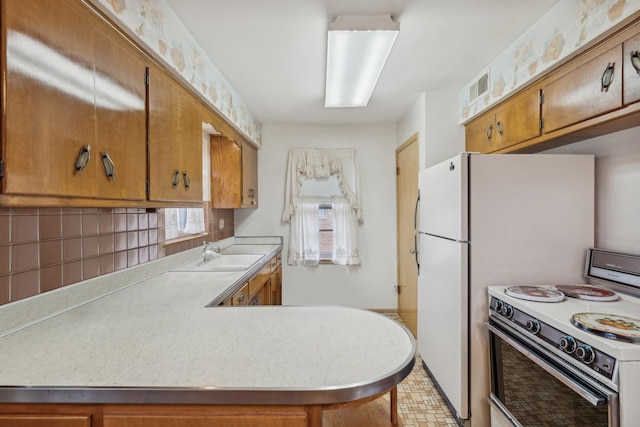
[500,304,514,319]
[494,300,504,313]
[559,336,577,353]
[576,345,596,364]
[525,319,541,335]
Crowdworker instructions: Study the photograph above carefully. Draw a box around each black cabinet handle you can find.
[601,62,615,92]
[496,121,504,136]
[74,145,91,174]
[486,125,493,141]
[630,51,640,75]
[183,171,190,190]
[101,152,115,181]
[172,170,180,187]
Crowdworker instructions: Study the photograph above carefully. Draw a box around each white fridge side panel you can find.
[467,153,595,427]
[417,234,469,420]
[418,153,468,241]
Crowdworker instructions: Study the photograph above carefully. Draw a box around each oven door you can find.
[487,320,619,427]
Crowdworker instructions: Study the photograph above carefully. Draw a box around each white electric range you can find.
[487,248,640,427]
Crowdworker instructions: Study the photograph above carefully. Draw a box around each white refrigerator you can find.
[416,153,594,426]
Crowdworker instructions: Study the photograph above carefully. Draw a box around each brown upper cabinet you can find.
[623,32,640,106]
[210,136,258,209]
[1,0,147,200]
[242,142,258,208]
[542,45,623,133]
[147,64,203,203]
[465,87,542,153]
[210,135,242,208]
[465,17,640,154]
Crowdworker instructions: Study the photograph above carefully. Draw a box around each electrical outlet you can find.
[219,218,224,230]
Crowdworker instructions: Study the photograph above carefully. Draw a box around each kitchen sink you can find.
[172,254,265,272]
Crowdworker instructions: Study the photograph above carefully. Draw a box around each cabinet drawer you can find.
[543,45,622,133]
[248,264,271,298]
[232,283,249,306]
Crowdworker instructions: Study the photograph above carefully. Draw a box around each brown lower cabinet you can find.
[222,251,282,307]
[0,415,90,427]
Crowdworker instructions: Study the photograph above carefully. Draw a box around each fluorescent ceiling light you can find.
[325,15,399,108]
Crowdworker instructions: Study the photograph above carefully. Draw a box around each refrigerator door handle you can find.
[414,190,420,230]
[413,233,420,273]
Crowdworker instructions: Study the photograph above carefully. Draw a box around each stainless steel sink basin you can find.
[173,254,265,272]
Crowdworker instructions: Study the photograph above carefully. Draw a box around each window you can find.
[318,204,334,260]
[164,207,206,241]
[282,148,362,266]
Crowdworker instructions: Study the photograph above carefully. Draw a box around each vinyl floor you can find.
[323,313,458,426]
[389,314,459,427]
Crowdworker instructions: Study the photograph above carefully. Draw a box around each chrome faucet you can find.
[203,242,221,254]
[199,242,221,265]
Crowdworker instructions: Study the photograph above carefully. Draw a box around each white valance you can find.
[281,148,363,222]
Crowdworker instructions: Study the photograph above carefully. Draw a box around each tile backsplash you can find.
[0,205,234,306]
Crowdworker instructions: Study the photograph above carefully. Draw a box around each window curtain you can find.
[288,198,321,266]
[281,148,363,223]
[165,208,205,240]
[282,148,362,266]
[332,196,360,265]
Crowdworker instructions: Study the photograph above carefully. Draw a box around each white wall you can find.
[397,91,464,170]
[544,126,640,254]
[234,123,399,309]
[398,93,426,166]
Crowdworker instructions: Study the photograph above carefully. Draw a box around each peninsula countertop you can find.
[0,237,415,406]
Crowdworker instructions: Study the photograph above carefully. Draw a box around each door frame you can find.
[395,133,419,336]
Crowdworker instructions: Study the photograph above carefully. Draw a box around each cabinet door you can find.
[270,266,282,305]
[93,24,147,200]
[3,0,96,197]
[543,45,622,133]
[210,135,241,208]
[148,65,203,202]
[493,88,541,151]
[623,32,640,106]
[464,114,497,154]
[241,142,258,207]
[3,0,147,200]
[0,415,90,427]
[232,283,249,305]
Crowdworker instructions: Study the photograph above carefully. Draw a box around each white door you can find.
[418,233,469,420]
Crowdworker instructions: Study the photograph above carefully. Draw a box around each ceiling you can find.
[165,0,559,126]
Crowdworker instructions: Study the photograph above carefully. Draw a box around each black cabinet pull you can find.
[601,62,615,92]
[486,125,493,141]
[496,121,504,136]
[630,51,640,75]
[74,145,91,174]
[183,171,190,190]
[172,170,180,187]
[101,152,115,181]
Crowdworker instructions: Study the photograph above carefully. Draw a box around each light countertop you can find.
[0,237,415,405]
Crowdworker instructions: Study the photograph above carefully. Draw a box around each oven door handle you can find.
[486,322,609,407]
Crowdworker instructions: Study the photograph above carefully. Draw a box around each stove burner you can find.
[554,284,618,301]
[571,313,640,344]
[505,285,565,302]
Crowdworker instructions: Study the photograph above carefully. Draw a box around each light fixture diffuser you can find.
[325,15,399,108]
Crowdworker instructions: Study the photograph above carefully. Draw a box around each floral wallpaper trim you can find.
[94,0,261,145]
[459,0,640,124]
